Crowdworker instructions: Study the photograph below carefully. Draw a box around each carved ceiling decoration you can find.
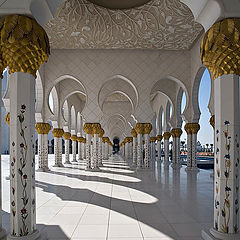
[105,93,130,102]
[45,0,203,50]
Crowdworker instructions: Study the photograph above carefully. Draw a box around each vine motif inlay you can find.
[17,104,29,236]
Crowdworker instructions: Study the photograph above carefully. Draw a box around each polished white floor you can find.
[2,154,214,240]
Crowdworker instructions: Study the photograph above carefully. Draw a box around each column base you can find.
[64,161,71,164]
[98,163,103,167]
[85,167,92,171]
[53,163,64,167]
[90,167,100,172]
[171,163,182,169]
[36,167,50,172]
[0,227,6,240]
[202,228,240,240]
[185,166,200,172]
[8,230,40,240]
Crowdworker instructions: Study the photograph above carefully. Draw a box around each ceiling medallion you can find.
[87,0,152,9]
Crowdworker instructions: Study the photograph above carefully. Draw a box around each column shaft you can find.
[137,134,143,168]
[98,138,103,167]
[72,141,77,162]
[85,134,91,170]
[92,134,99,170]
[212,74,240,236]
[164,139,169,166]
[54,137,63,167]
[38,134,49,171]
[144,134,150,168]
[65,139,70,164]
[78,140,82,161]
[132,137,137,166]
[186,133,192,169]
[0,74,6,239]
[9,72,39,238]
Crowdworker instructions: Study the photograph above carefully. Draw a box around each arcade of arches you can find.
[0,1,240,240]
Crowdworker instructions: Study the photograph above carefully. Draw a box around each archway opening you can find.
[113,137,120,154]
[198,69,212,153]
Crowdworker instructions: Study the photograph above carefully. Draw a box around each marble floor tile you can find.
[1,154,214,240]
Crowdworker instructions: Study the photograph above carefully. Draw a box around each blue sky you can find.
[181,69,213,145]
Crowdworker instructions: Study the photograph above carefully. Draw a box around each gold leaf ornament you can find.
[0,15,50,77]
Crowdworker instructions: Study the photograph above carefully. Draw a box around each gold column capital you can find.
[63,132,71,140]
[171,128,183,138]
[163,132,171,140]
[83,123,93,134]
[156,135,162,141]
[92,123,101,135]
[184,123,192,134]
[77,137,84,142]
[99,128,105,138]
[144,123,152,135]
[0,15,50,77]
[150,137,156,143]
[5,112,10,126]
[191,123,200,134]
[210,115,215,129]
[35,122,51,134]
[135,123,144,135]
[184,123,200,134]
[52,128,64,138]
[201,18,240,80]
[131,128,137,138]
[71,135,78,141]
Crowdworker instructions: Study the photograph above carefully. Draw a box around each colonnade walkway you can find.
[2,155,213,240]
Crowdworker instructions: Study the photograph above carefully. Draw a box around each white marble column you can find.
[9,72,39,239]
[102,138,106,160]
[83,123,93,170]
[92,134,99,170]
[35,123,51,171]
[63,132,71,164]
[52,129,64,167]
[156,135,162,162]
[125,139,129,159]
[185,127,192,170]
[135,123,144,169]
[150,137,156,161]
[98,131,104,167]
[77,137,83,161]
[171,128,182,169]
[131,129,137,166]
[143,123,152,168]
[71,135,77,163]
[144,134,150,168]
[85,134,91,170]
[129,139,133,160]
[0,73,6,239]
[184,123,200,171]
[1,14,50,239]
[163,132,171,166]
[82,138,86,159]
[203,74,240,239]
